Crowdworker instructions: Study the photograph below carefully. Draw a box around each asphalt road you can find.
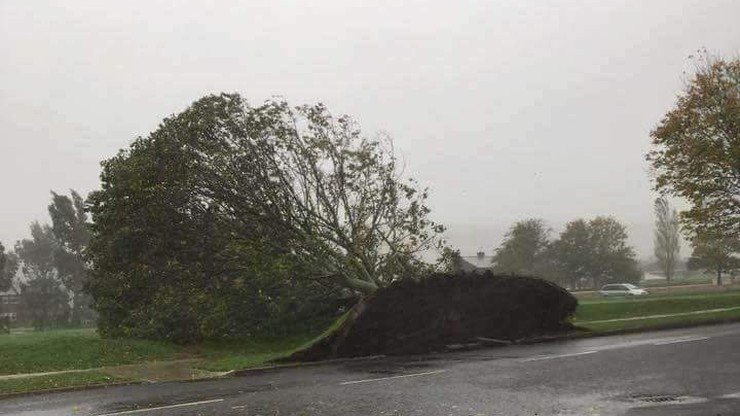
[3,323,740,416]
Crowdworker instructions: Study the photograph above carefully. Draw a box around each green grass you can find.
[575,290,740,332]
[190,313,352,372]
[0,326,320,378]
[581,307,740,332]
[0,371,128,395]
[0,328,315,394]
[575,291,740,322]
[0,328,176,375]
[640,273,718,287]
[193,333,318,372]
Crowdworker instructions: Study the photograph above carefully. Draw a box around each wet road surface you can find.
[2,323,740,415]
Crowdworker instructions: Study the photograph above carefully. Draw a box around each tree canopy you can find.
[0,243,7,293]
[648,55,740,240]
[550,217,641,289]
[15,222,70,329]
[492,219,550,276]
[48,190,93,323]
[1,249,19,295]
[687,232,739,285]
[87,93,441,341]
[197,96,445,292]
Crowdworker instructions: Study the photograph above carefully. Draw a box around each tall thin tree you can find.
[653,197,681,282]
[48,190,92,324]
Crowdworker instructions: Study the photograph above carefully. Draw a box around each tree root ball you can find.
[288,272,578,360]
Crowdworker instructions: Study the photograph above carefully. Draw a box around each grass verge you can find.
[580,307,740,332]
[0,328,176,375]
[192,334,315,372]
[575,290,740,323]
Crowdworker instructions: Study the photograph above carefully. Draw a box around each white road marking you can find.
[653,336,709,346]
[523,350,598,362]
[96,398,224,415]
[634,396,708,407]
[718,392,740,399]
[340,369,446,385]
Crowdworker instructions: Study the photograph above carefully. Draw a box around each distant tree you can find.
[550,217,641,289]
[0,243,6,292]
[653,197,681,282]
[686,232,739,286]
[0,243,10,332]
[436,247,463,273]
[1,250,19,293]
[647,54,740,241]
[492,219,550,276]
[15,223,70,329]
[48,190,93,324]
[0,244,18,331]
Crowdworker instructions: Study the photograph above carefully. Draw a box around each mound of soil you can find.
[288,272,577,361]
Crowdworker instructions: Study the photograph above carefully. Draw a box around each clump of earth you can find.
[287,271,578,360]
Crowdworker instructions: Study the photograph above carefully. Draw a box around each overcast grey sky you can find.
[1,0,739,258]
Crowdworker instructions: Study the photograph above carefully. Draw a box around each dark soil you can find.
[287,271,578,360]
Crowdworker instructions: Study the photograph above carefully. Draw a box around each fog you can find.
[2,0,739,259]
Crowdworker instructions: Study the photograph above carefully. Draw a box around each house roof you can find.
[460,252,494,271]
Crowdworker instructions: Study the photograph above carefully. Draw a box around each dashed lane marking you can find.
[523,350,599,362]
[96,398,224,415]
[652,336,709,345]
[340,370,446,385]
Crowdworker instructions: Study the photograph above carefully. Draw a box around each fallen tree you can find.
[286,271,578,360]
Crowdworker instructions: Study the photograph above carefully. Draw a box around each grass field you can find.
[0,328,176,375]
[0,328,315,394]
[580,308,740,332]
[574,291,740,331]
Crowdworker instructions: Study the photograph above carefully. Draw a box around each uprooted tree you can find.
[287,272,578,360]
[198,97,446,293]
[87,93,445,341]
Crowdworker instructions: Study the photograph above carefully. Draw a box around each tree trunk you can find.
[283,298,368,362]
[344,276,378,294]
[717,270,722,286]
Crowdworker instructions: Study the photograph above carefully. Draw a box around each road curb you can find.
[0,380,145,401]
[229,354,386,377]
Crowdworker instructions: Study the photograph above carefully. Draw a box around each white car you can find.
[599,283,648,297]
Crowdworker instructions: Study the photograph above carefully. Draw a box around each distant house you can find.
[460,251,494,272]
